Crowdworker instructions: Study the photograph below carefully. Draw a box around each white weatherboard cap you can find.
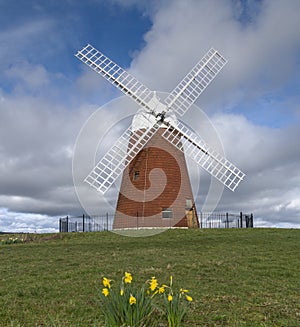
[131,108,178,131]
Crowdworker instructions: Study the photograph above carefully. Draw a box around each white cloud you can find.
[129,0,300,112]
[5,61,50,92]
[0,19,54,70]
[0,64,98,223]
[206,113,300,226]
[0,207,59,233]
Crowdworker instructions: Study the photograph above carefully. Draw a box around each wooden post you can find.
[240,212,243,228]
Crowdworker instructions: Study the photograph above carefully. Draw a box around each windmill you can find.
[75,44,245,229]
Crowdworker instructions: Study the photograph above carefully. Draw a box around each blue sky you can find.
[0,1,150,68]
[0,0,300,232]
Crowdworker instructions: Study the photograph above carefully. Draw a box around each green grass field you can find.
[0,228,299,326]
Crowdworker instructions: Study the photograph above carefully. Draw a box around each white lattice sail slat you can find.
[75,44,155,112]
[85,124,159,194]
[164,48,227,116]
[162,121,245,191]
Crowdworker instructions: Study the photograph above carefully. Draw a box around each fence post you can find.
[245,215,249,228]
[226,212,229,228]
[82,214,85,232]
[66,216,69,232]
[250,213,254,227]
[106,212,109,231]
[240,212,243,228]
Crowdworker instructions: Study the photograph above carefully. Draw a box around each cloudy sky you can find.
[1,0,300,232]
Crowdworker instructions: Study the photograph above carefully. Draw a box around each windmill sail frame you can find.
[76,44,245,194]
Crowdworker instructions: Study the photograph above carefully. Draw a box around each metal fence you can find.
[198,212,254,229]
[59,214,114,233]
[59,212,253,232]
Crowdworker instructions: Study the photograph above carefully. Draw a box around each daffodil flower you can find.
[102,277,111,288]
[124,272,133,284]
[168,294,173,302]
[129,294,136,305]
[186,295,193,302]
[102,288,109,297]
[149,276,158,291]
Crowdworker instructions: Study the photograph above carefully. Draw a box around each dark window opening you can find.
[133,171,140,181]
[162,208,173,219]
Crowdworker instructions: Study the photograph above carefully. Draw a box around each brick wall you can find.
[114,128,199,229]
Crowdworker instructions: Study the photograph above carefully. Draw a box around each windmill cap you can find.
[131,108,178,131]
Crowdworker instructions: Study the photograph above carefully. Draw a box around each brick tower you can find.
[113,112,198,229]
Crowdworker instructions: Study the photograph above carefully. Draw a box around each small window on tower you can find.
[133,171,140,181]
[162,208,173,219]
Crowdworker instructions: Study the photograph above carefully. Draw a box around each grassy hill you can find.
[0,228,299,326]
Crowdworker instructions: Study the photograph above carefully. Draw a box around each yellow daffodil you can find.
[170,275,173,286]
[158,286,165,294]
[102,277,111,288]
[129,294,136,305]
[149,276,158,291]
[102,288,109,297]
[124,272,133,284]
[168,294,173,302]
[120,288,124,296]
[180,288,189,293]
[186,295,193,302]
